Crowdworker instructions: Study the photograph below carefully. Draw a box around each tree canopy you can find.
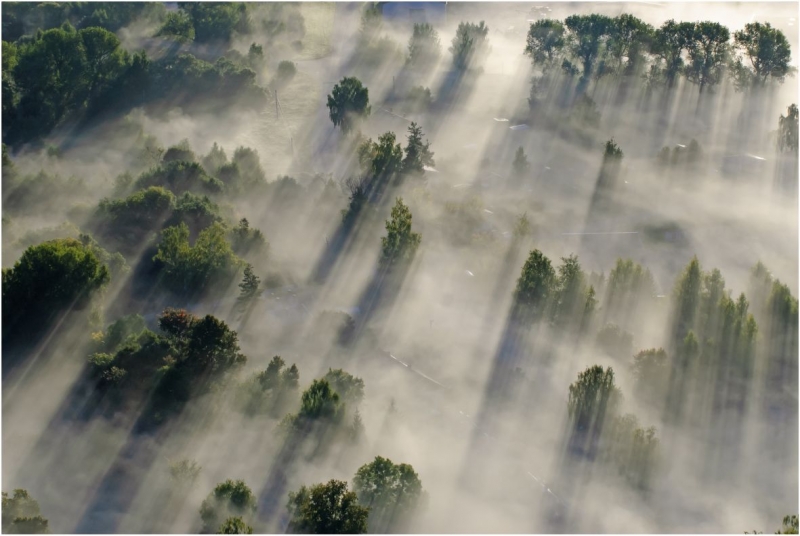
[286,480,369,534]
[327,77,371,134]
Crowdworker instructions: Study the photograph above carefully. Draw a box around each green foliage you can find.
[568,365,622,456]
[649,19,695,88]
[514,249,556,320]
[563,14,615,81]
[202,143,228,175]
[156,11,195,43]
[93,186,176,254]
[217,517,252,534]
[402,122,435,177]
[778,104,798,154]
[352,456,424,533]
[601,413,659,490]
[3,238,110,347]
[408,23,441,69]
[286,480,369,534]
[551,254,595,331]
[360,132,403,181]
[327,77,371,133]
[604,138,624,161]
[199,480,256,534]
[449,21,490,70]
[525,19,565,68]
[178,3,250,44]
[732,22,791,89]
[607,14,653,75]
[603,258,656,330]
[683,21,730,93]
[238,356,299,416]
[323,369,365,406]
[168,192,223,238]
[163,139,197,164]
[134,161,223,196]
[2,489,49,534]
[380,198,421,268]
[238,265,260,302]
[230,218,268,258]
[299,379,344,422]
[153,222,244,297]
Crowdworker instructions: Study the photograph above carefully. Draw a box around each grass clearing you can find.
[242,70,323,176]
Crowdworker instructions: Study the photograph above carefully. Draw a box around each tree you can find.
[607,14,653,75]
[199,480,256,534]
[323,369,365,406]
[217,517,252,534]
[230,218,267,258]
[13,23,89,139]
[202,142,228,174]
[732,22,792,88]
[352,457,425,533]
[238,265,260,303]
[178,3,249,44]
[552,254,594,331]
[360,132,403,181]
[3,238,110,347]
[327,77,371,133]
[651,19,695,88]
[563,14,615,82]
[777,104,798,154]
[401,122,434,177]
[380,198,421,268]
[407,23,441,69]
[525,19,565,69]
[568,365,622,457]
[286,480,369,534]
[156,11,195,43]
[153,222,244,297]
[299,379,343,420]
[684,21,730,93]
[449,21,490,70]
[184,314,247,376]
[2,489,49,534]
[512,147,530,178]
[80,27,129,99]
[671,256,703,346]
[514,249,556,320]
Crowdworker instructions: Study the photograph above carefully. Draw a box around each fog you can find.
[2,2,798,534]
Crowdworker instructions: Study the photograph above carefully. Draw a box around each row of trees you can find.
[193,453,424,535]
[525,14,792,94]
[3,23,267,146]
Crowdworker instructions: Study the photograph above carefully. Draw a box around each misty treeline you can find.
[1,2,798,534]
[2,2,312,147]
[524,13,793,97]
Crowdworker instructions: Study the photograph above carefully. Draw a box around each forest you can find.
[1,1,798,534]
